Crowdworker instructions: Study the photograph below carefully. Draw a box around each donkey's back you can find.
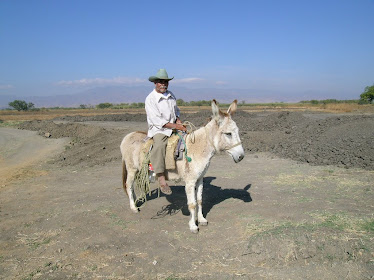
[120,131,147,170]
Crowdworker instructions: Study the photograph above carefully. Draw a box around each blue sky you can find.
[1,0,373,101]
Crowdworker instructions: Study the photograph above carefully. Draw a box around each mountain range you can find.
[0,85,307,109]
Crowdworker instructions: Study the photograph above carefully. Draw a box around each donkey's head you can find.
[211,99,245,163]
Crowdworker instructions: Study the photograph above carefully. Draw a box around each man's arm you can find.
[163,122,187,131]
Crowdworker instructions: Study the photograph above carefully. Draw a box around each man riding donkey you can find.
[145,69,187,195]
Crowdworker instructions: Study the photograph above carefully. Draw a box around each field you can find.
[0,104,373,279]
[1,102,373,122]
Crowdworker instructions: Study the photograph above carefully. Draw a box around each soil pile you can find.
[19,120,125,166]
[20,110,374,170]
[236,111,374,170]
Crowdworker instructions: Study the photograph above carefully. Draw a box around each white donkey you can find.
[120,99,244,233]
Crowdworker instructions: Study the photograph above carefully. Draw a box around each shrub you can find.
[8,100,34,111]
[96,103,113,109]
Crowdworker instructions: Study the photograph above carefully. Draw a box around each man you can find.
[145,69,187,195]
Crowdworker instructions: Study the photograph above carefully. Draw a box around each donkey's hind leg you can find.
[185,180,199,233]
[196,178,208,226]
[126,169,138,213]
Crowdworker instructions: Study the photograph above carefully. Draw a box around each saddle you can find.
[142,133,186,170]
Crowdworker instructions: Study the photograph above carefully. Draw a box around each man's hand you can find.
[163,121,187,132]
[174,118,186,131]
[174,123,187,132]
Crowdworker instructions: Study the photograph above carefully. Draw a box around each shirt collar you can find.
[153,89,171,102]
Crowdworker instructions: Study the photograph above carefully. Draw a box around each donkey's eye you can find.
[224,132,232,137]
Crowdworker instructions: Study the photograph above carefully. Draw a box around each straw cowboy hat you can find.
[148,69,174,82]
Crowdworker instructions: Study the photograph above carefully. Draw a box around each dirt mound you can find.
[19,120,125,167]
[228,111,373,170]
[56,113,147,122]
[272,114,374,169]
[19,111,374,170]
[19,120,105,139]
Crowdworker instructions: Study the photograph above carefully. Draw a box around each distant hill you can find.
[0,85,302,109]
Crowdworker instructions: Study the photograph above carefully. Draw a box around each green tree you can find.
[360,85,374,104]
[28,102,35,109]
[8,100,34,111]
[176,99,185,106]
[96,102,113,109]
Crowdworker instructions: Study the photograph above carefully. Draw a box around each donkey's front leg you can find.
[185,181,198,233]
[197,178,208,226]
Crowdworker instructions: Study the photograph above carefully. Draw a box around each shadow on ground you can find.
[144,176,252,219]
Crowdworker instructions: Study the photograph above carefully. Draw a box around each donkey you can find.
[120,99,244,233]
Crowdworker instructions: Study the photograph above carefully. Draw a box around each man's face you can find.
[154,80,169,93]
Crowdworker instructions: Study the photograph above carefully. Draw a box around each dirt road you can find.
[0,111,373,279]
[0,128,67,188]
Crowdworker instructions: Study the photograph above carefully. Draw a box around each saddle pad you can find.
[142,134,180,170]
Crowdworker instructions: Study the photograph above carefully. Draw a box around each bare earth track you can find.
[0,110,373,279]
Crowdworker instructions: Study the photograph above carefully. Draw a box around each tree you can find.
[96,102,113,109]
[176,99,186,106]
[360,85,374,104]
[28,102,35,109]
[8,100,34,111]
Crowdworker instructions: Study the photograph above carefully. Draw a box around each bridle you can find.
[204,127,242,152]
[223,141,242,151]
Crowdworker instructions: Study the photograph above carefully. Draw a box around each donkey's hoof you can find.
[130,207,139,213]
[190,225,199,234]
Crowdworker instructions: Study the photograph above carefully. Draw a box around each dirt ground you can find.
[0,110,373,279]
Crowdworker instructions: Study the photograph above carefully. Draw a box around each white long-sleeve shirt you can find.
[145,89,180,138]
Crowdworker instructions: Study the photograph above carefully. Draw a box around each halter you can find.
[204,127,242,152]
[223,141,242,151]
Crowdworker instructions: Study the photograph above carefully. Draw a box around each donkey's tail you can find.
[122,159,128,195]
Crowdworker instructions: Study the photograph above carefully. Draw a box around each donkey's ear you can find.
[212,99,219,119]
[227,100,238,116]
[211,99,224,122]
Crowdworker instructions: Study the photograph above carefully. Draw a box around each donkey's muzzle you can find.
[233,153,244,163]
[237,154,244,162]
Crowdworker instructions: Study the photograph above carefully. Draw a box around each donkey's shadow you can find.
[146,176,252,219]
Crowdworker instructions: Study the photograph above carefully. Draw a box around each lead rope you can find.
[134,149,160,208]
[182,121,197,143]
[176,132,192,162]
[174,121,198,162]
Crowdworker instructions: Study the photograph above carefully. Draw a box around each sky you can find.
[1,0,374,102]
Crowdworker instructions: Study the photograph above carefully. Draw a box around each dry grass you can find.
[321,103,374,113]
[0,108,146,122]
[241,103,374,113]
[1,104,373,123]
